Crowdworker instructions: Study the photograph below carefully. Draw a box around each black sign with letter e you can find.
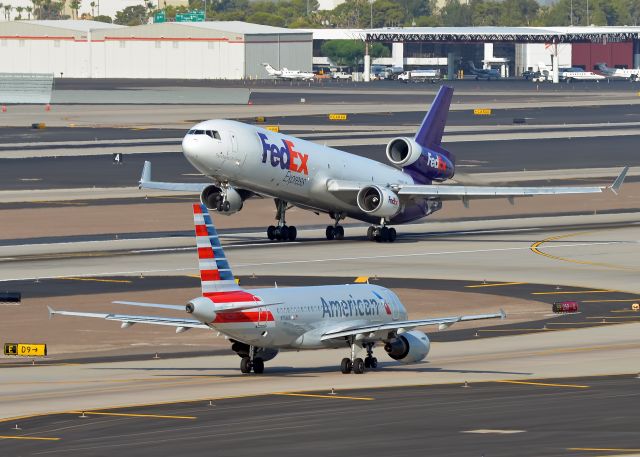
[113,153,123,165]
[4,343,18,355]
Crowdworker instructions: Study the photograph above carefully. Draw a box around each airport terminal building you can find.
[0,20,313,79]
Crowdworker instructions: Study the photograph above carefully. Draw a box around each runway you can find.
[1,80,640,455]
[2,374,639,457]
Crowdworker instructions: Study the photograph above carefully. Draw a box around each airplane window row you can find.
[187,129,221,140]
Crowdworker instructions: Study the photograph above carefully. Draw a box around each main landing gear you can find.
[267,198,297,242]
[366,225,397,243]
[325,212,345,240]
[340,341,377,374]
[239,345,264,374]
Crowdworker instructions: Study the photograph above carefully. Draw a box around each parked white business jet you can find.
[262,62,315,81]
[49,204,505,374]
[140,86,627,242]
[595,63,640,81]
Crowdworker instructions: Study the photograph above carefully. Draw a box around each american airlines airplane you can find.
[595,63,640,81]
[262,62,315,81]
[140,86,627,242]
[49,204,505,374]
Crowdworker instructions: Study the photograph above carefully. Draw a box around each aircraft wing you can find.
[320,310,505,341]
[139,161,211,192]
[327,166,628,201]
[48,306,210,330]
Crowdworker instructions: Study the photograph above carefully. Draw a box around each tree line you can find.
[2,0,639,27]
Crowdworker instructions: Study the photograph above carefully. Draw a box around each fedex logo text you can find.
[259,132,309,175]
[427,152,447,171]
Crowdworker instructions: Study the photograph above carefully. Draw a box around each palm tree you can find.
[89,0,94,16]
[4,4,12,20]
[16,4,22,18]
[25,5,32,18]
[69,0,79,18]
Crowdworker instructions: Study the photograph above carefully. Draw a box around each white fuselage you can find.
[208,284,408,349]
[182,120,416,223]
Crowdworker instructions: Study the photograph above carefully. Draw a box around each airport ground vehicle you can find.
[398,69,441,83]
[331,71,352,80]
[49,204,505,375]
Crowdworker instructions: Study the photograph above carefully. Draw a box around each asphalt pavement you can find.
[2,374,638,457]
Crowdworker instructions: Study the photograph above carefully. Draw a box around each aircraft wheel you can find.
[389,227,397,242]
[370,357,378,369]
[326,226,335,240]
[380,226,390,242]
[252,358,264,374]
[280,225,290,241]
[335,226,344,240]
[216,202,223,212]
[366,226,375,241]
[353,358,365,374]
[240,357,252,374]
[223,201,231,212]
[340,357,352,374]
[364,357,371,368]
[288,226,297,241]
[267,225,276,240]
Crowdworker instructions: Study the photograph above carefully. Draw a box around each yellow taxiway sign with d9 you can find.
[4,343,47,356]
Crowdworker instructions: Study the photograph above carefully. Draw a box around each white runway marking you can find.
[463,429,525,434]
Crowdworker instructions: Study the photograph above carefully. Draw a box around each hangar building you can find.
[0,20,312,79]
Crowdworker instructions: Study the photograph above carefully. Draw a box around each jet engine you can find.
[356,185,401,219]
[185,296,216,324]
[386,137,423,167]
[230,341,278,362]
[384,330,430,364]
[200,185,244,215]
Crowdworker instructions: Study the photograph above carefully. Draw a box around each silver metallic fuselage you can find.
[210,284,408,350]
[182,119,428,224]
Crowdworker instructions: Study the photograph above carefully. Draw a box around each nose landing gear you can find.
[267,199,297,242]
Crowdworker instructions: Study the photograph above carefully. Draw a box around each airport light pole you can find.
[369,0,373,28]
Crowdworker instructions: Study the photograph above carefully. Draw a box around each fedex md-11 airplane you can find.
[140,86,628,243]
[49,204,505,374]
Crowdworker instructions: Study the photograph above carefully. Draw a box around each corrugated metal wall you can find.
[245,33,312,78]
[572,42,633,71]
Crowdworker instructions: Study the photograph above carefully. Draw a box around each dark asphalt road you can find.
[2,374,638,457]
[0,132,636,190]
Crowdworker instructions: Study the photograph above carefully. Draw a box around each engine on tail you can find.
[384,330,430,364]
[200,185,245,215]
[356,185,401,219]
[386,137,455,183]
[185,297,216,323]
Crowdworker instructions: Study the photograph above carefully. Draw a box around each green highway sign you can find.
[154,10,166,23]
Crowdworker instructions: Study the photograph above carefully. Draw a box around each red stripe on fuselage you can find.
[213,311,274,323]
[204,291,258,303]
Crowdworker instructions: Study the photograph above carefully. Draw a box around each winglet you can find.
[139,161,151,189]
[609,166,628,195]
[47,306,56,319]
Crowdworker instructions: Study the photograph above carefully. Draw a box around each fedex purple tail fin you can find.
[414,85,454,162]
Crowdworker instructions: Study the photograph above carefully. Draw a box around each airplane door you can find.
[227,131,246,167]
[256,307,268,328]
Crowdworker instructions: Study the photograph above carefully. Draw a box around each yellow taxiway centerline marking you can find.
[465,282,525,288]
[0,435,60,441]
[67,411,196,420]
[273,393,374,401]
[495,380,589,389]
[57,277,131,284]
[354,276,369,283]
[532,290,615,295]
[568,448,640,453]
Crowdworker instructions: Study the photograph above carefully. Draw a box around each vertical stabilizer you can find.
[193,203,240,294]
[414,85,453,157]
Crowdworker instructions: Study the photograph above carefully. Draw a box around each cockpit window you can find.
[205,130,221,140]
